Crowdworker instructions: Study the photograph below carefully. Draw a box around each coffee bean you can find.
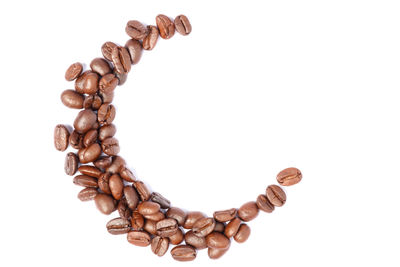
[117,198,132,219]
[156,218,178,237]
[133,181,151,201]
[83,94,102,110]
[214,222,225,233]
[78,143,101,163]
[101,137,120,156]
[101,41,118,61]
[106,156,126,174]
[266,185,286,207]
[169,227,184,245]
[73,175,98,188]
[171,245,197,262]
[277,167,302,186]
[184,230,207,249]
[114,71,127,85]
[94,156,112,170]
[54,124,70,151]
[138,201,161,215]
[65,152,78,176]
[111,46,131,75]
[74,109,97,134]
[99,74,118,94]
[61,90,84,109]
[213,208,237,222]
[150,192,171,209]
[124,186,139,210]
[237,201,259,222]
[81,72,99,95]
[127,230,151,247]
[206,232,230,249]
[174,15,192,36]
[143,211,165,221]
[69,130,84,149]
[144,220,157,235]
[156,14,175,39]
[97,103,116,125]
[106,217,131,235]
[224,217,241,238]
[125,39,143,64]
[78,165,102,178]
[74,71,90,94]
[166,207,187,226]
[130,211,144,230]
[109,174,124,200]
[65,62,83,81]
[77,187,98,201]
[83,129,97,147]
[233,223,250,243]
[192,217,215,237]
[125,20,148,40]
[183,211,205,229]
[208,247,229,259]
[95,193,116,215]
[151,236,169,256]
[98,172,112,194]
[119,167,136,182]
[256,194,275,213]
[90,58,111,76]
[142,25,159,50]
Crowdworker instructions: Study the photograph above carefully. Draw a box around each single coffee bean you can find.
[61,90,84,109]
[81,72,99,95]
[183,211,205,229]
[142,25,159,50]
[111,46,131,74]
[74,109,97,134]
[109,174,124,200]
[101,41,118,61]
[101,137,120,156]
[78,165,102,178]
[206,232,230,249]
[150,192,171,209]
[169,227,184,245]
[127,230,151,247]
[138,201,161,215]
[94,156,112,170]
[144,219,157,235]
[238,201,259,222]
[69,130,84,149]
[65,152,78,176]
[192,217,216,237]
[54,124,70,151]
[174,15,192,36]
[97,103,116,125]
[74,71,90,94]
[214,222,225,233]
[234,223,251,243]
[156,218,178,237]
[125,39,143,64]
[151,236,169,257]
[90,58,111,76]
[83,129,97,147]
[106,156,126,174]
[77,187,98,201]
[277,167,302,186]
[83,94,102,110]
[208,247,229,260]
[184,230,207,249]
[213,208,237,222]
[125,20,148,40]
[106,217,131,235]
[73,175,98,188]
[78,143,101,163]
[171,245,197,262]
[98,172,112,194]
[130,211,145,230]
[256,194,275,213]
[119,166,136,182]
[65,62,83,81]
[133,181,151,201]
[166,207,187,226]
[95,193,116,215]
[114,71,127,85]
[124,186,139,210]
[266,185,286,207]
[224,217,241,238]
[143,211,165,221]
[99,73,118,94]
[156,14,175,39]
[117,198,132,219]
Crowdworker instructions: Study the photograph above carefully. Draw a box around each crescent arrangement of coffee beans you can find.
[54,14,303,261]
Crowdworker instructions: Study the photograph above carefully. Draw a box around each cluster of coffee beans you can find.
[54,14,302,261]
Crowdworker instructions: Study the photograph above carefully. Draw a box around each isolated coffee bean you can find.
[213,208,237,222]
[78,165,102,178]
[111,46,131,74]
[94,156,112,170]
[266,185,286,207]
[90,58,111,76]
[117,198,132,219]
[83,94,102,110]
[208,247,229,259]
[142,25,159,50]
[237,201,259,222]
[144,211,165,221]
[144,220,157,235]
[192,217,215,237]
[73,175,98,188]
[174,15,192,36]
[214,222,225,233]
[74,109,97,134]
[54,124,70,151]
[61,90,84,109]
[277,167,302,186]
[256,194,275,213]
[124,186,139,210]
[150,192,170,209]
[156,14,175,39]
[106,217,131,235]
[169,227,184,245]
[206,232,230,249]
[83,129,97,147]
[125,20,148,40]
[224,217,241,238]
[127,230,151,247]
[183,211,205,229]
[78,143,101,163]
[171,245,197,262]
[234,224,251,243]
[156,218,178,237]
[133,181,151,201]
[99,74,118,94]
[109,174,124,200]
[167,207,187,226]
[98,172,112,195]
[151,236,169,257]
[98,104,116,125]
[138,201,161,215]
[130,211,144,230]
[102,137,120,156]
[106,156,126,174]
[125,39,143,64]
[185,230,207,249]
[69,130,84,149]
[95,193,116,215]
[77,187,98,201]
[65,62,83,81]
[65,152,78,176]
[120,167,136,182]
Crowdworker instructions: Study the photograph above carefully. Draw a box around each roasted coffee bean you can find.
[238,201,259,222]
[90,58,111,76]
[171,245,197,262]
[138,201,161,215]
[125,39,143,64]
[77,187,98,201]
[156,218,178,237]
[192,217,215,237]
[101,41,118,61]
[169,227,184,245]
[54,124,70,151]
[151,236,169,257]
[277,167,302,186]
[80,72,99,95]
[94,156,112,170]
[65,152,78,176]
[120,166,136,182]
[174,15,192,36]
[131,211,145,230]
[142,25,159,50]
[266,185,286,207]
[65,62,83,81]
[208,247,229,260]
[117,198,132,219]
[78,165,102,178]
[106,156,126,173]
[73,175,98,188]
[83,94,102,110]
[214,222,225,233]
[69,130,84,149]
[61,90,84,109]
[206,232,230,249]
[109,174,124,200]
[124,186,139,210]
[83,129,97,147]
[95,193,116,215]
[106,217,131,235]
[98,172,112,194]
[97,103,116,125]
[133,181,151,201]
[156,14,175,39]
[78,143,101,163]
[99,73,118,94]
[166,207,187,226]
[150,192,170,209]
[114,71,127,85]
[256,194,275,213]
[184,230,207,249]
[125,20,148,40]
[144,211,165,221]
[74,71,90,94]
[101,137,120,156]
[234,224,250,243]
[183,211,205,229]
[213,208,237,222]
[111,46,131,74]
[127,230,151,247]
[224,217,241,238]
[91,121,100,130]
[100,91,115,104]
[98,124,116,141]
[74,109,97,134]
[144,220,157,235]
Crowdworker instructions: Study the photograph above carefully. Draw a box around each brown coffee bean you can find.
[277,167,302,186]
[74,109,97,134]
[266,185,286,207]
[174,15,192,36]
[65,62,83,81]
[94,156,112,170]
[73,175,98,188]
[127,230,151,247]
[125,20,148,40]
[138,201,161,215]
[65,152,78,176]
[99,74,118,94]
[101,41,117,61]
[61,90,84,109]
[238,201,259,222]
[77,187,98,201]
[143,220,157,235]
[133,181,151,201]
[142,25,159,50]
[119,167,136,182]
[183,211,205,229]
[224,217,241,238]
[111,46,131,74]
[54,124,70,151]
[109,174,123,200]
[192,217,215,237]
[82,129,97,147]
[74,71,90,94]
[130,211,144,230]
[156,14,175,39]
[97,103,116,125]
[106,217,131,235]
[90,58,111,76]
[125,39,143,64]
[208,247,229,259]
[78,165,102,178]
[151,236,169,256]
[213,208,237,222]
[156,218,178,237]
[206,232,230,249]
[98,125,116,142]
[214,222,225,233]
[95,193,116,215]
[69,130,84,149]
[114,71,127,86]
[166,207,187,226]
[91,121,99,130]
[117,198,132,219]
[144,211,165,221]
[78,143,101,163]
[101,137,120,156]
[106,156,126,174]
[256,194,275,213]
[184,230,207,249]
[83,94,102,110]
[98,172,112,194]
[124,186,139,210]
[81,72,99,95]
[150,192,170,209]
[171,245,197,262]
[169,227,184,245]
[234,223,251,243]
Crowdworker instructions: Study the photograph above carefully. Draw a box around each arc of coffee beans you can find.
[54,14,303,262]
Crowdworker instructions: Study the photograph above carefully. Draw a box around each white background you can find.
[0,0,399,266]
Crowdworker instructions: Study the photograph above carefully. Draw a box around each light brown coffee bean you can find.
[150,192,170,209]
[90,58,111,76]
[119,167,136,182]
[206,232,230,249]
[78,165,102,178]
[125,39,143,64]
[266,185,287,207]
[95,193,116,215]
[54,124,70,151]
[130,211,144,230]
[168,227,184,245]
[133,181,151,201]
[106,217,131,235]
[102,137,120,156]
[83,94,102,110]
[183,211,205,229]
[97,104,116,125]
[99,73,118,94]
[138,201,161,215]
[109,174,123,200]
[166,207,187,226]
[156,14,175,39]
[234,223,251,243]
[65,152,78,176]
[94,156,112,170]
[101,42,117,61]
[124,186,139,210]
[143,25,159,50]
[65,62,83,81]
[256,194,275,213]
[61,90,84,109]
[192,217,215,237]
[237,201,259,222]
[106,156,126,174]
[143,211,165,221]
[73,175,98,188]
[213,208,237,222]
[214,222,225,233]
[69,130,84,149]
[184,230,207,249]
[77,187,98,201]
[74,109,97,134]
[82,129,97,147]
[224,217,241,238]
[117,198,132,219]
[208,247,229,259]
[156,218,178,237]
[127,230,151,247]
[111,46,131,74]
[171,245,197,262]
[78,143,101,164]
[277,167,302,186]
[143,220,157,235]
[174,15,192,36]
[125,20,148,40]
[151,236,169,257]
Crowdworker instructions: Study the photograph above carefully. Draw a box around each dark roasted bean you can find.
[137,201,161,215]
[150,192,171,209]
[174,15,192,36]
[80,72,99,95]
[184,230,207,249]
[130,211,145,230]
[54,124,70,151]
[142,25,159,50]
[127,230,151,247]
[74,71,90,94]
[213,208,237,222]
[166,207,187,226]
[65,152,78,176]
[109,174,124,200]
[61,90,84,109]
[124,186,139,210]
[98,172,112,194]
[101,41,118,61]
[133,181,151,201]
[237,201,259,222]
[101,137,120,156]
[266,185,286,207]
[69,130,84,149]
[117,198,132,219]
[94,193,116,215]
[125,20,148,40]
[83,129,97,147]
[106,217,131,235]
[74,109,97,134]
[90,58,111,76]
[151,236,169,256]
[73,175,98,188]
[156,14,175,39]
[171,245,197,262]
[78,143,101,163]
[233,223,251,243]
[77,187,98,201]
[111,46,131,74]
[256,194,275,213]
[277,167,302,186]
[125,39,143,64]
